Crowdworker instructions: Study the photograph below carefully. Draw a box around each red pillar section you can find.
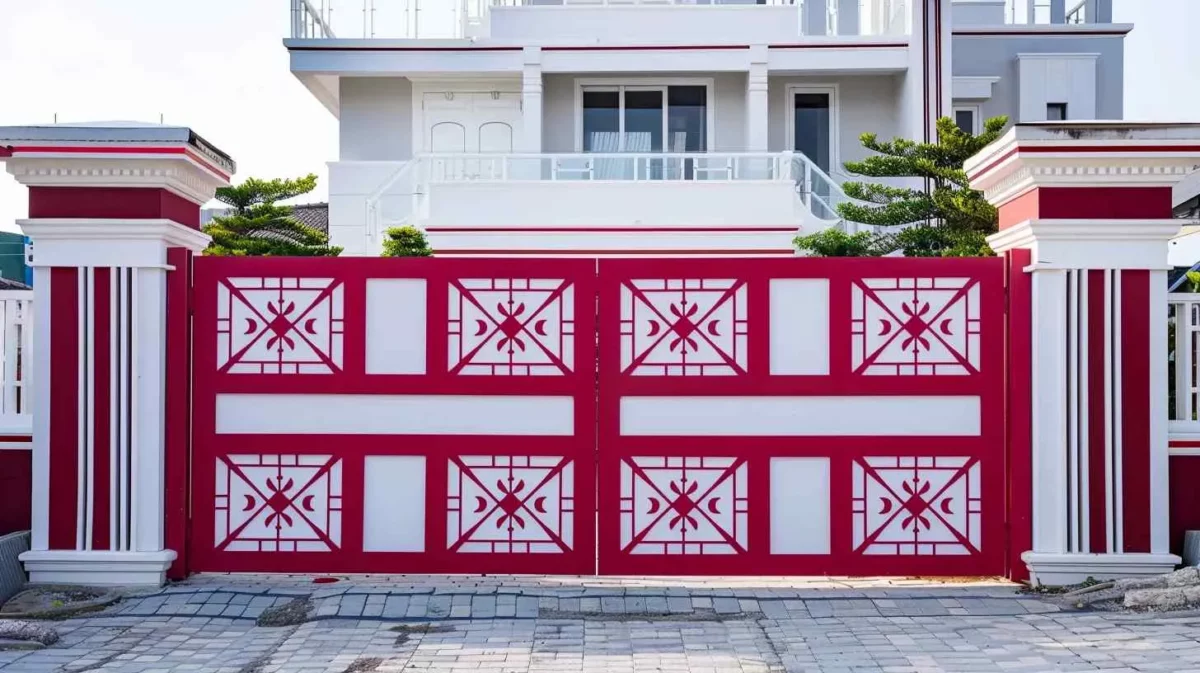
[0,125,233,586]
[968,123,1198,584]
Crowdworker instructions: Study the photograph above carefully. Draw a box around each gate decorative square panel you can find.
[619,456,748,555]
[448,279,575,376]
[620,279,748,376]
[447,456,574,553]
[851,277,981,376]
[851,456,982,556]
[217,277,344,374]
[215,454,343,552]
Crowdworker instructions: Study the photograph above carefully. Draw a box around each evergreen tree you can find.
[795,115,1007,257]
[836,115,1008,233]
[381,226,433,257]
[203,174,341,257]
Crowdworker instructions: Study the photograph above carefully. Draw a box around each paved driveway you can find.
[2,575,1198,672]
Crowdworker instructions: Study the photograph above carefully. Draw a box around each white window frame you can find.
[952,104,983,135]
[785,84,840,176]
[573,77,716,153]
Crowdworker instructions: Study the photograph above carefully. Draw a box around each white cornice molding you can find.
[4,156,226,205]
[989,218,1182,269]
[977,159,1200,207]
[19,218,211,267]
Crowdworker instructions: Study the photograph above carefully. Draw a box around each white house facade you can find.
[286,0,1130,256]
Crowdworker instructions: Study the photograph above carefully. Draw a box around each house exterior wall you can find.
[339,77,414,161]
[952,35,1125,124]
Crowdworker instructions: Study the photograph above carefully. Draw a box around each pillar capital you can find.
[967,122,1200,222]
[0,122,235,207]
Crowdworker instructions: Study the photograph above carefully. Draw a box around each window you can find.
[953,107,978,135]
[580,85,708,153]
[1047,103,1068,121]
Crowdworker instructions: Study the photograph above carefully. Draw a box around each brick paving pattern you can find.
[2,575,1199,672]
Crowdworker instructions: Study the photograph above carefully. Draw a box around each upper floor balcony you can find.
[290,0,1116,42]
[290,0,912,42]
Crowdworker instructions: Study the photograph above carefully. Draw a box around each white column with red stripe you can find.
[968,122,1200,585]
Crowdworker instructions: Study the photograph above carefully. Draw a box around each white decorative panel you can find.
[620,279,748,376]
[769,279,829,375]
[216,394,574,436]
[214,454,342,552]
[851,277,982,375]
[620,396,981,437]
[852,456,982,556]
[363,456,426,552]
[366,279,427,375]
[770,457,830,554]
[619,456,748,555]
[448,278,575,376]
[216,277,344,374]
[447,456,574,553]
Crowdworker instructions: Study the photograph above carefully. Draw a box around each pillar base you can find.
[20,550,177,587]
[1022,551,1181,587]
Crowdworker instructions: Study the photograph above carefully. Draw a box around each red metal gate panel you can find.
[190,257,596,574]
[597,257,1006,576]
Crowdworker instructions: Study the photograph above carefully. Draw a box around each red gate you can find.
[597,258,1006,576]
[189,257,596,574]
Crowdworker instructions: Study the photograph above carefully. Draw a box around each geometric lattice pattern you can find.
[620,279,748,376]
[851,456,982,556]
[217,277,345,374]
[619,456,748,555]
[447,456,574,554]
[448,279,575,376]
[851,277,981,375]
[214,454,343,552]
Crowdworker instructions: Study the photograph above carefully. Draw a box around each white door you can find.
[423,92,521,179]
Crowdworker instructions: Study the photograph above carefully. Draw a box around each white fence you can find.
[0,291,32,436]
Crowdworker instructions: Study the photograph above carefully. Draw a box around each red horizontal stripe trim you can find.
[425,226,799,233]
[767,42,907,49]
[289,45,523,51]
[290,42,907,53]
[953,29,1130,36]
[0,435,32,442]
[11,145,231,181]
[1169,440,1200,448]
[435,248,796,255]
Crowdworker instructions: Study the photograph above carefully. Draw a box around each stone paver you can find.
[3,575,1200,671]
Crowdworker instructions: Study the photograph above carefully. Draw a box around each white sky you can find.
[0,0,1197,233]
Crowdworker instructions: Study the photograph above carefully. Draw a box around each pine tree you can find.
[795,115,1007,258]
[836,115,1008,232]
[203,174,342,257]
[381,226,433,257]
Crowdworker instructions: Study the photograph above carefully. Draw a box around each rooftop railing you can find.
[289,0,908,39]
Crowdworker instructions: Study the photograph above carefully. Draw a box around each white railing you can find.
[0,291,33,436]
[421,151,798,183]
[1065,0,1087,24]
[291,0,337,38]
[1169,293,1200,438]
[290,0,908,39]
[1005,0,1104,25]
[365,151,844,235]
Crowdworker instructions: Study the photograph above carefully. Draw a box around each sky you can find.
[0,0,1197,233]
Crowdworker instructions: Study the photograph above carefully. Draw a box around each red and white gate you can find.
[597,258,1006,576]
[189,257,597,574]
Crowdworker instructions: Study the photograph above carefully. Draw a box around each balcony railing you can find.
[364,151,852,241]
[289,0,908,39]
[1002,0,1109,25]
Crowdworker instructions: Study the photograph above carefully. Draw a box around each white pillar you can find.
[522,47,543,155]
[746,46,770,153]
